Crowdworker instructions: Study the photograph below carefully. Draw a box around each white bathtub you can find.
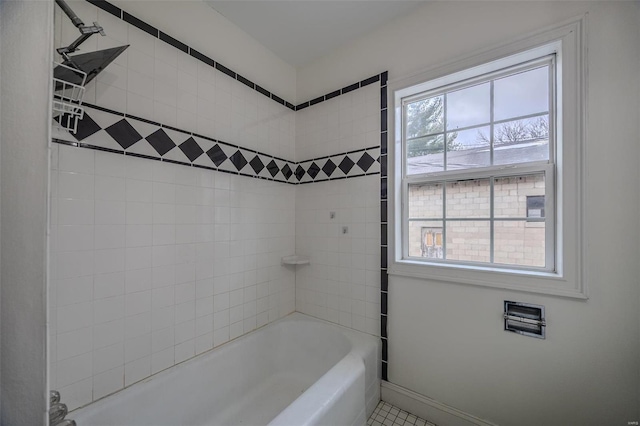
[71,313,381,426]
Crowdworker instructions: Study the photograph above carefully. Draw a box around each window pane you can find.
[494,221,546,267]
[405,95,444,138]
[494,66,549,121]
[446,126,490,170]
[446,82,490,130]
[493,116,549,165]
[408,221,443,258]
[406,135,444,174]
[408,183,443,219]
[446,179,490,218]
[494,174,545,218]
[527,196,545,218]
[446,220,490,263]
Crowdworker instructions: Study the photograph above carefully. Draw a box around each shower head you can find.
[53,45,129,90]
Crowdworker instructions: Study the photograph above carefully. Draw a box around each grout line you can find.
[81,0,381,111]
[368,401,437,426]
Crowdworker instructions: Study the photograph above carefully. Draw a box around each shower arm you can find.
[55,0,105,62]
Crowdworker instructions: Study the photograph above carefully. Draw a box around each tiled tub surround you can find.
[50,74,385,409]
[49,87,386,409]
[71,313,380,425]
[49,143,296,410]
[52,0,390,409]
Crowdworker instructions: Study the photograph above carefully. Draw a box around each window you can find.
[388,20,586,298]
[403,52,555,271]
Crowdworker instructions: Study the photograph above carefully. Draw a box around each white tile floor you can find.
[368,401,436,426]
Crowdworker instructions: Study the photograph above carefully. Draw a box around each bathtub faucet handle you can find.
[50,402,68,425]
[50,390,60,405]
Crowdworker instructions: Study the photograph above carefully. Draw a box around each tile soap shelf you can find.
[281,255,310,266]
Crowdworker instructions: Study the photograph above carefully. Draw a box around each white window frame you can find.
[388,18,587,298]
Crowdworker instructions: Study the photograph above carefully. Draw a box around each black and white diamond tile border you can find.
[52,104,380,185]
[368,402,436,426]
[296,149,381,184]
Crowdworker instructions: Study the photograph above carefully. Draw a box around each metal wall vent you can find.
[504,301,545,339]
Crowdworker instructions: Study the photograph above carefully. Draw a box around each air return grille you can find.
[504,301,545,339]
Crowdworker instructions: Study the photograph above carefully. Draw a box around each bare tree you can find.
[476,116,549,146]
[527,116,549,140]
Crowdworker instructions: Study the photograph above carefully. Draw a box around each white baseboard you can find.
[380,381,498,426]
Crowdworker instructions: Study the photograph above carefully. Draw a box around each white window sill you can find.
[389,259,588,299]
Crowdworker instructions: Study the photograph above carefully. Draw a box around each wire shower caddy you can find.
[52,62,87,134]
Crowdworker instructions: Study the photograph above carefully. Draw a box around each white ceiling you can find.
[205,1,424,68]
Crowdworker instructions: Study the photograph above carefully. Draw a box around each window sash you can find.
[402,55,556,179]
[401,163,555,273]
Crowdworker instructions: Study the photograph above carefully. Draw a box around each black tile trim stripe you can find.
[325,90,341,100]
[190,48,215,67]
[159,31,188,54]
[215,62,236,79]
[379,72,389,381]
[122,11,158,37]
[271,94,285,105]
[255,85,270,98]
[294,74,382,111]
[82,0,384,113]
[237,74,255,89]
[361,74,380,87]
[86,103,124,116]
[81,0,293,111]
[342,82,360,94]
[86,0,121,18]
[309,96,324,106]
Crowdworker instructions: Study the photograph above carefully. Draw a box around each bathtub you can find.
[71,313,381,426]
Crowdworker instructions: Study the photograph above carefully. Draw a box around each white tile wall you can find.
[50,143,295,410]
[54,2,295,160]
[295,83,380,162]
[53,2,384,411]
[294,83,381,337]
[295,176,381,336]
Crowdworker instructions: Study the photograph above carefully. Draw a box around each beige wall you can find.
[0,0,53,424]
[299,2,640,425]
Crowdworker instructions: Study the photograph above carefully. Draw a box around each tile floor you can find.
[368,401,436,426]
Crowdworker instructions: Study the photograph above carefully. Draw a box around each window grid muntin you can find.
[404,165,554,272]
[402,56,554,177]
[401,55,554,118]
[405,111,550,144]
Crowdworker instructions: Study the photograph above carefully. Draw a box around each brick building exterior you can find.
[408,174,546,267]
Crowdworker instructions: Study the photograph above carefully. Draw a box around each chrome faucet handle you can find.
[50,390,61,405]
[54,420,76,426]
[50,402,68,425]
